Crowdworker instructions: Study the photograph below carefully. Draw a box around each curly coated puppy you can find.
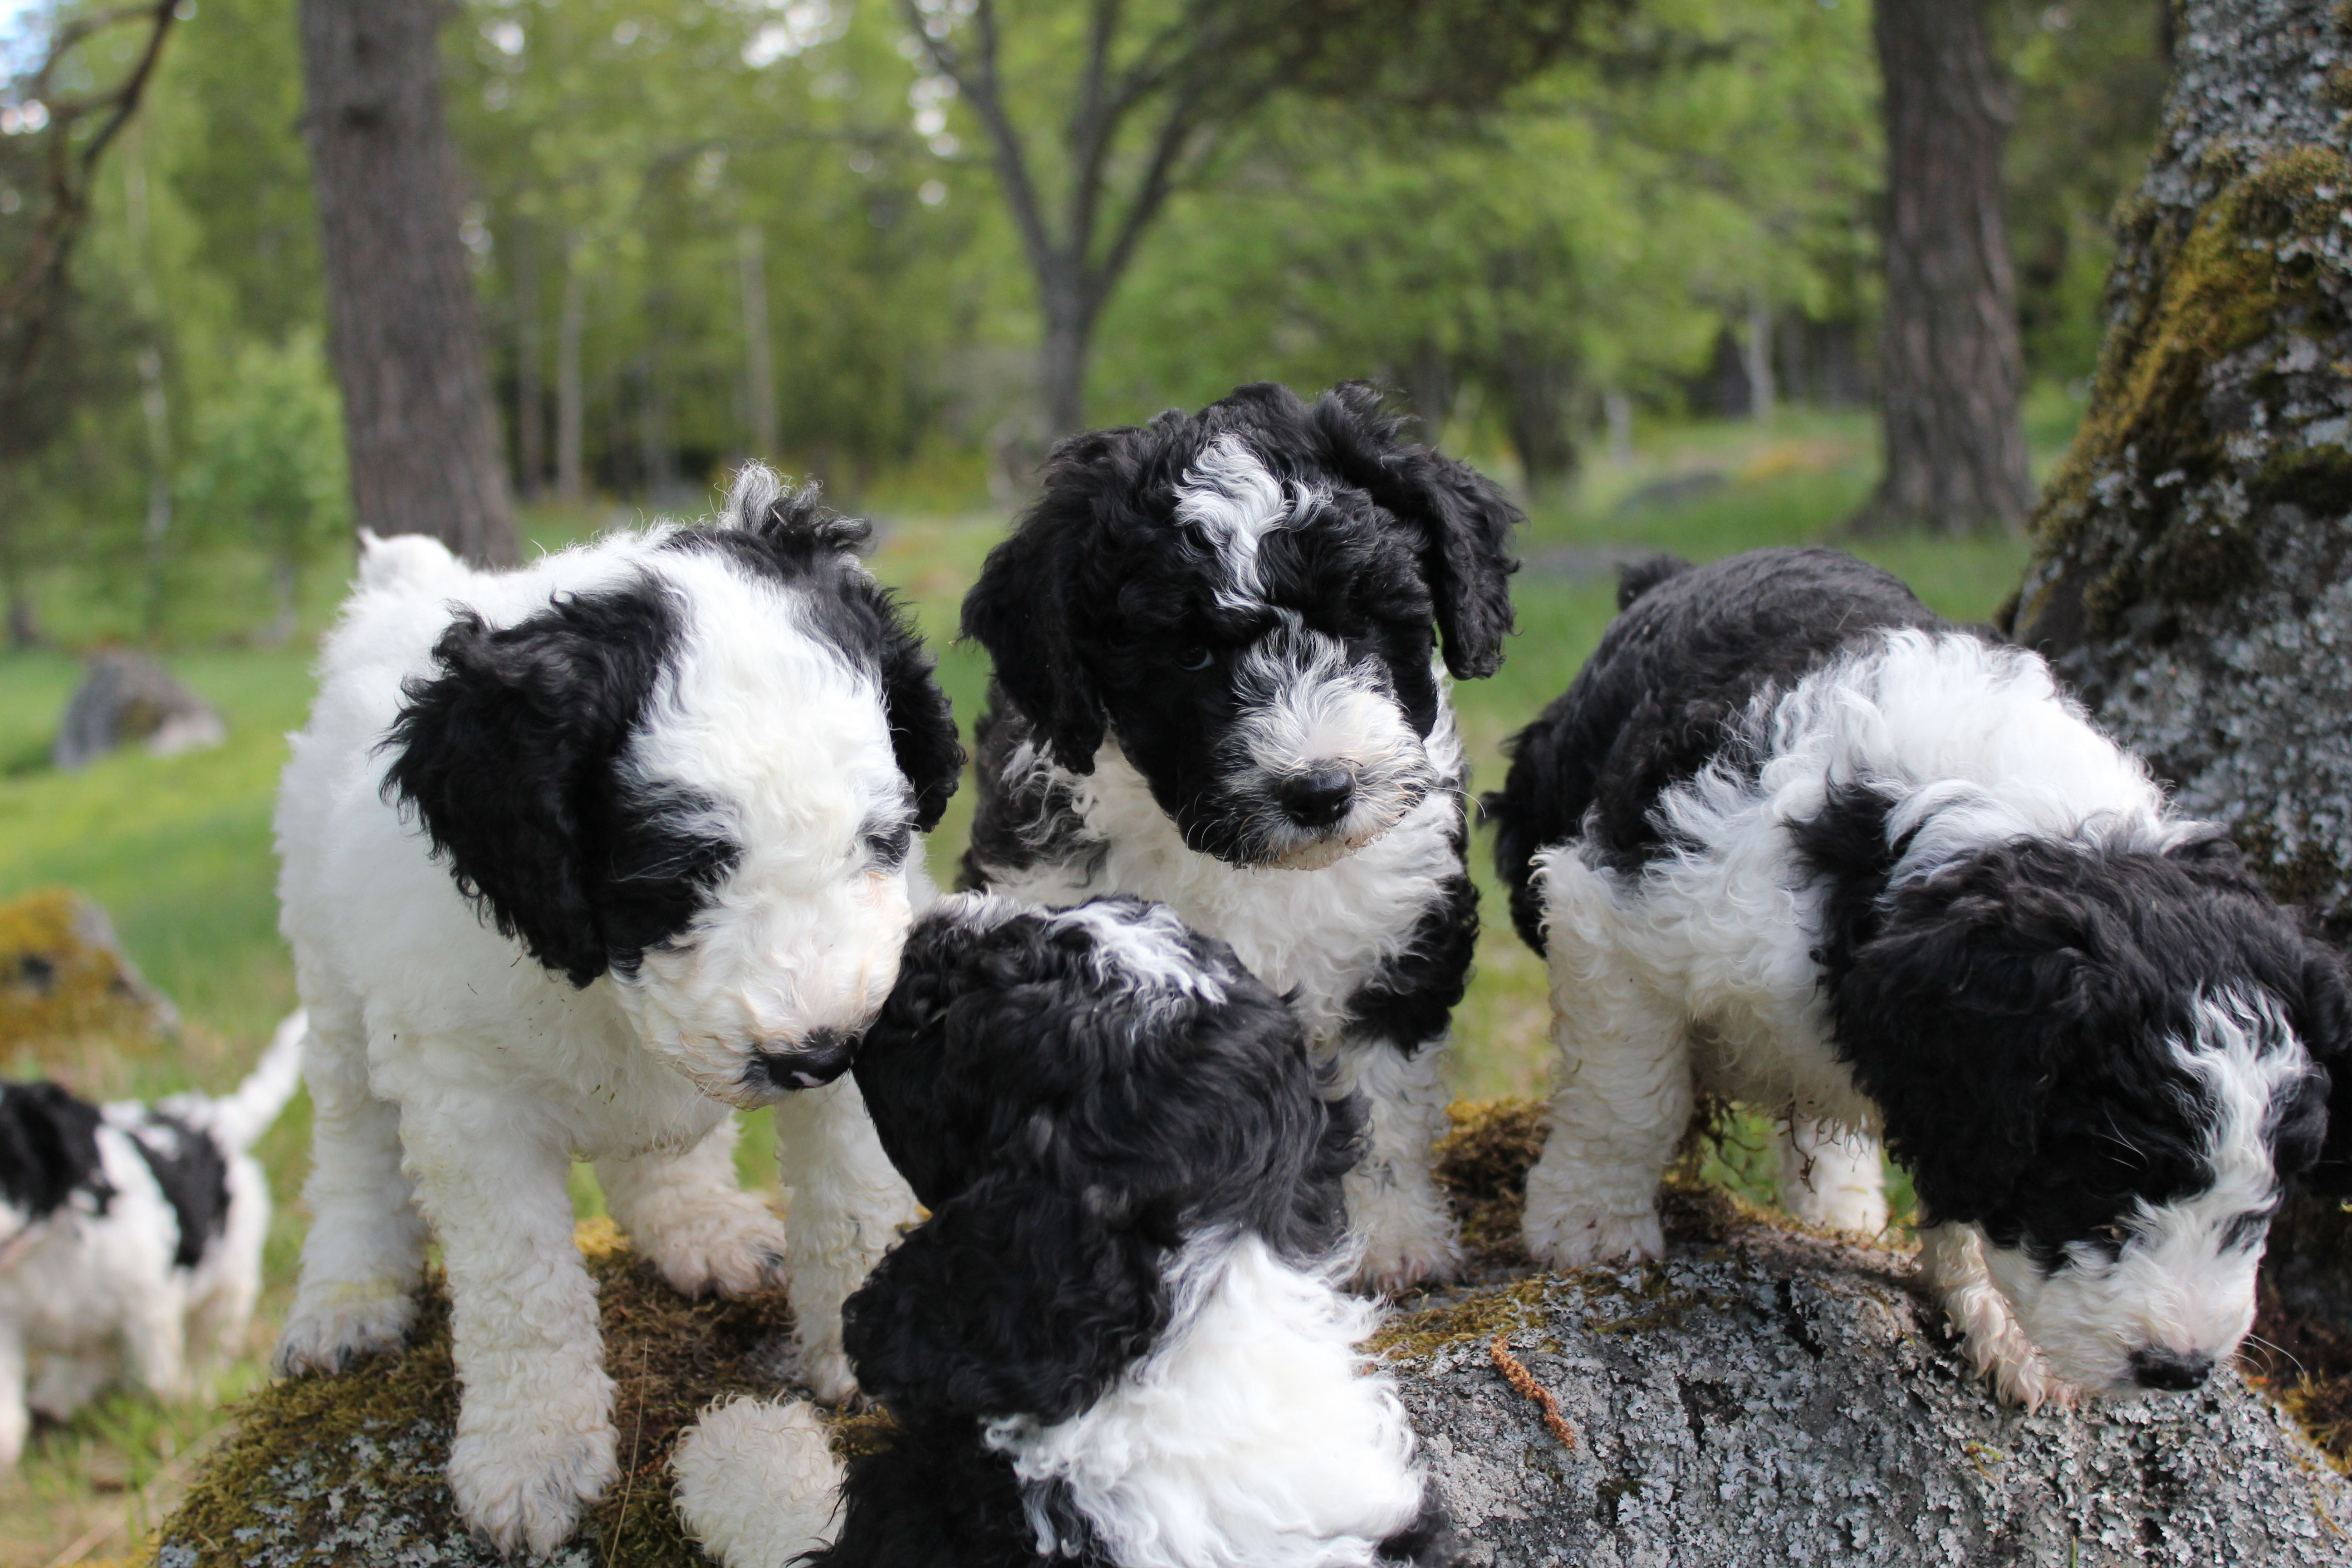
[1486,547,2352,1408]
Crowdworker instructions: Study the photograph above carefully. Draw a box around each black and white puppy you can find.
[0,1010,305,1469]
[672,893,1446,1568]
[273,466,960,1555]
[1486,547,2352,1409]
[959,382,1518,1290]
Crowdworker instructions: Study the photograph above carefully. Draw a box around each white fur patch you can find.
[671,1396,843,1568]
[987,1234,1423,1568]
[1056,900,1230,1006]
[1176,436,1309,605]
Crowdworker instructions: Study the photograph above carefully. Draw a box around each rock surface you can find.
[152,1109,2352,1568]
[0,887,180,1067]
[53,651,225,771]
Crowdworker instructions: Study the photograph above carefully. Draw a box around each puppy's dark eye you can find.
[863,822,912,867]
[1176,647,1213,672]
[2083,1221,2130,1257]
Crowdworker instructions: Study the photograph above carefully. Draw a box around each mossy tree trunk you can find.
[2002,0,2352,1337]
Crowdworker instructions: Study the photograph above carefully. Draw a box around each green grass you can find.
[0,405,2054,1563]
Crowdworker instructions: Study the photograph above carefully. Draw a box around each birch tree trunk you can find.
[1853,0,2036,535]
[299,0,515,565]
[2002,0,2352,1336]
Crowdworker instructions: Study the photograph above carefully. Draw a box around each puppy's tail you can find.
[1615,553,1693,612]
[353,528,461,593]
[203,1009,309,1152]
[672,1397,842,1568]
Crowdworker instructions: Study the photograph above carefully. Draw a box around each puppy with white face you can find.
[1486,547,2352,1409]
[959,382,1518,1291]
[0,1013,303,1471]
[673,892,1447,1568]
[272,467,957,1556]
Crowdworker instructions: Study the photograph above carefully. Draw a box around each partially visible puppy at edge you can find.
[0,1009,306,1470]
[272,466,960,1556]
[1485,546,2352,1410]
[673,892,1452,1568]
[958,381,1519,1293]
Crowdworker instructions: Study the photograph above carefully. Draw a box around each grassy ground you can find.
[0,405,2047,1565]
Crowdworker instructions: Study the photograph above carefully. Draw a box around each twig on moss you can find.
[1489,1333,1576,1450]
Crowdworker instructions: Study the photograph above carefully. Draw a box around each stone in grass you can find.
[52,650,226,771]
[0,887,181,1065]
[155,1112,2352,1568]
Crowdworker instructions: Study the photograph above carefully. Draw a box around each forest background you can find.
[0,0,2183,1560]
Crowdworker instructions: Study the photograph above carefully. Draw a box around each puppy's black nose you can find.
[745,1028,858,1093]
[1277,764,1356,828]
[2130,1347,2215,1391]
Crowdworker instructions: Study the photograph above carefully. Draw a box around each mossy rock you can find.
[0,888,180,1074]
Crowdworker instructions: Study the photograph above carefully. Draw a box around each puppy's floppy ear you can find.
[2293,937,2352,1195]
[841,1172,1167,1424]
[1831,847,2102,1226]
[1310,382,1519,681]
[962,448,1115,773]
[382,583,678,987]
[846,576,963,833]
[0,1082,110,1220]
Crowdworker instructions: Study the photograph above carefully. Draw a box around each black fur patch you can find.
[825,896,1375,1568]
[1486,547,1949,954]
[1342,823,1480,1054]
[0,1080,111,1225]
[126,1111,231,1270]
[956,696,1104,892]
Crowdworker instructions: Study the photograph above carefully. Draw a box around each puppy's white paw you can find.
[447,1415,618,1559]
[1351,1225,1466,1296]
[673,1396,842,1568]
[1524,1205,1665,1271]
[639,1197,790,1300]
[796,1337,859,1406]
[1343,1162,1465,1294]
[274,1285,416,1375]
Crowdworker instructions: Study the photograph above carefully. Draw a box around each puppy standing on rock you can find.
[674,892,1448,1568]
[272,467,958,1555]
[0,1010,305,1470]
[1486,547,2352,1408]
[958,382,1518,1291]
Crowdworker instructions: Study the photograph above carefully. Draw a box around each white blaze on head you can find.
[1175,436,1322,605]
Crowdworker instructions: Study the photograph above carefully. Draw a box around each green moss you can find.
[2250,439,2352,511]
[161,1220,833,1568]
[1368,1279,1555,1365]
[2020,146,2352,637]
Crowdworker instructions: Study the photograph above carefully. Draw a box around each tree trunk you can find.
[739,224,779,464]
[1037,282,1093,443]
[1852,0,2034,536]
[1742,288,1775,423]
[1494,333,1577,499]
[299,0,514,565]
[513,220,543,501]
[2001,0,2352,1344]
[555,250,587,504]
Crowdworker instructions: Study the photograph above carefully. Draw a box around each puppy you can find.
[272,467,958,1555]
[673,893,1447,1568]
[959,382,1518,1291]
[1485,547,2352,1408]
[0,1010,305,1468]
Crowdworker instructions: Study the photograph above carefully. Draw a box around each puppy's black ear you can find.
[0,1082,109,1220]
[855,579,963,833]
[963,465,1110,773]
[841,1171,1167,1424]
[1310,382,1519,681]
[2294,938,2352,1195]
[381,584,678,987]
[1831,848,2100,1226]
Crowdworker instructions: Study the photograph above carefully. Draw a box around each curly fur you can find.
[958,382,1517,1290]
[271,466,950,1555]
[1488,546,2351,1407]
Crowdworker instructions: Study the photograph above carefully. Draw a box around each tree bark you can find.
[1492,331,1577,499]
[1852,0,2034,536]
[299,0,514,565]
[2001,0,2352,1342]
[513,220,544,501]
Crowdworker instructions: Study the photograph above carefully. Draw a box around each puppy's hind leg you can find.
[1521,851,1691,1271]
[404,1103,619,1558]
[275,1004,427,1375]
[1776,1118,1890,1237]
[772,1077,920,1404]
[597,1115,789,1299]
[1335,1040,1465,1294]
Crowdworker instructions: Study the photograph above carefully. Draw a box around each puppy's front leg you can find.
[1333,1039,1465,1294]
[1522,852,1691,1270]
[402,1108,618,1558]
[597,1116,789,1300]
[772,1076,920,1403]
[1918,1222,2082,1411]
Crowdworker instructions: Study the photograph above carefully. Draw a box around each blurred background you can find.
[0,0,2174,1558]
